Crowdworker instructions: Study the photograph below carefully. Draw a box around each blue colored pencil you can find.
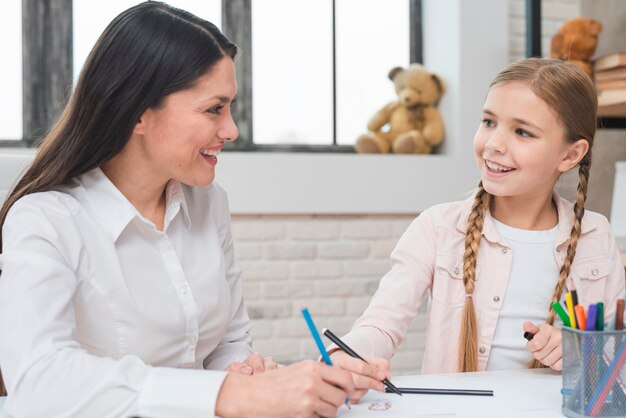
[301,307,350,409]
[301,307,333,364]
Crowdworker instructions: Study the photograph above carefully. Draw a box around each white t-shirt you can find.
[486,218,559,370]
[0,168,252,417]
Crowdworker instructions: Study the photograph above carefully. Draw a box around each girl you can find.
[332,58,625,399]
[0,2,363,417]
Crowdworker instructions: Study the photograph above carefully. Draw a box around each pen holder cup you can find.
[562,328,626,417]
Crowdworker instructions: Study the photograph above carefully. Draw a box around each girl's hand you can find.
[225,352,278,375]
[523,321,563,371]
[216,360,355,418]
[330,350,391,403]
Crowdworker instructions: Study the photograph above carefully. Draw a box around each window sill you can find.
[219,152,478,214]
[1,148,478,214]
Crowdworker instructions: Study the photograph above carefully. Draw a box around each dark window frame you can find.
[0,0,73,147]
[525,0,626,129]
[2,0,425,149]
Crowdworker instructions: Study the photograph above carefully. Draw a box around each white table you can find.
[337,368,564,418]
[0,368,565,417]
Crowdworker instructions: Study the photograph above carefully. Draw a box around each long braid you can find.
[527,153,591,368]
[459,183,492,372]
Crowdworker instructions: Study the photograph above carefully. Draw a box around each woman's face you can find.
[137,57,238,187]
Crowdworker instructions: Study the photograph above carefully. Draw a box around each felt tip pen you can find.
[616,299,624,331]
[596,302,605,331]
[552,301,572,328]
[574,305,587,331]
[566,293,577,330]
[586,304,597,331]
[571,290,579,308]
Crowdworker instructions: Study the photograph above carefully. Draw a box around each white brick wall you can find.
[509,0,581,62]
[232,1,583,377]
[233,215,428,375]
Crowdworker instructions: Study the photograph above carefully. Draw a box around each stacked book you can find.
[594,52,626,117]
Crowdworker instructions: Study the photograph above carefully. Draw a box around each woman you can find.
[0,2,369,417]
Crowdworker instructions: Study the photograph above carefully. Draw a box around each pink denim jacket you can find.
[341,194,625,373]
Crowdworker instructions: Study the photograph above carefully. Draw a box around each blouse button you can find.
[493,296,500,302]
[591,268,599,276]
[479,347,486,354]
[501,248,508,254]
[179,285,189,295]
[453,267,460,275]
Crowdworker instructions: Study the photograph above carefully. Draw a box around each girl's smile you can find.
[484,159,516,177]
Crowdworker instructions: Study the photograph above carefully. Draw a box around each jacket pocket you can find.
[571,256,612,304]
[432,253,467,308]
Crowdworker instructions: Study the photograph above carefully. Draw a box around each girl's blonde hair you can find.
[458,58,597,372]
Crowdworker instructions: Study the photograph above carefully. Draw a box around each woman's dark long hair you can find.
[0,1,236,396]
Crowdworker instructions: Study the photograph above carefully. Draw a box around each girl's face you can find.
[136,57,238,187]
[473,82,582,199]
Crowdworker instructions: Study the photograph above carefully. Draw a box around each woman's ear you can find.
[133,107,156,136]
[558,138,590,173]
[133,116,146,136]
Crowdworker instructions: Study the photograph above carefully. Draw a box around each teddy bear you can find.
[550,17,603,78]
[355,64,446,154]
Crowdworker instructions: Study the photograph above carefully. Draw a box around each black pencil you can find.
[322,328,403,396]
[386,387,494,396]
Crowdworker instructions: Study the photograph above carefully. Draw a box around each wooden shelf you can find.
[525,0,626,130]
[598,117,626,129]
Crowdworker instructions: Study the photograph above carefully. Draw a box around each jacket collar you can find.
[455,191,594,248]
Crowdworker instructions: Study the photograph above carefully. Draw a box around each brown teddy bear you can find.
[355,64,445,154]
[550,17,603,78]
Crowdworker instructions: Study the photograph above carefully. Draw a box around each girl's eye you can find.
[482,118,495,128]
[515,128,534,138]
[207,105,225,115]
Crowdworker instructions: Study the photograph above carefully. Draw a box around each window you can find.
[234,0,419,151]
[73,0,222,82]
[0,1,22,142]
[335,0,410,146]
[252,1,334,145]
[3,0,421,151]
[251,0,410,147]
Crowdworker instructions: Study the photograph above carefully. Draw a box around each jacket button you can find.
[453,267,460,275]
[501,248,508,254]
[479,347,486,354]
[592,268,599,276]
[493,296,500,302]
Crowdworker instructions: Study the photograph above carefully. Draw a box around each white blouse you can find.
[0,168,252,418]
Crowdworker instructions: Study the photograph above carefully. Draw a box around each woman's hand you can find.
[330,350,391,403]
[216,360,355,418]
[224,352,278,375]
[523,321,563,371]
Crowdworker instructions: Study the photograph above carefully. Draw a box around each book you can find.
[598,88,626,107]
[598,102,626,117]
[595,66,626,82]
[594,52,626,72]
[596,78,626,91]
[597,86,626,117]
